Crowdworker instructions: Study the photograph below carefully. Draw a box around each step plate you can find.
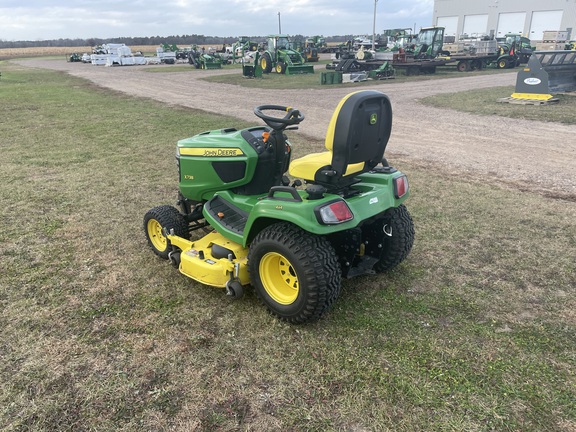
[205,196,248,235]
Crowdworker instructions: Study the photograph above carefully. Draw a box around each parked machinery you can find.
[188,47,223,70]
[302,38,320,62]
[230,36,260,64]
[497,34,533,63]
[259,35,314,75]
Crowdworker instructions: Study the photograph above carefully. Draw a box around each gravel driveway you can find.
[16,58,576,199]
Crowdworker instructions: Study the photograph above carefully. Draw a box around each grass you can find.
[1,61,575,431]
[421,86,576,125]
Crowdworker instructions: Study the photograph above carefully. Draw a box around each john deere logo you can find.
[370,113,377,125]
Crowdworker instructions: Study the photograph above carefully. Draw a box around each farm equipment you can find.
[143,90,414,324]
[230,36,260,63]
[260,35,314,75]
[188,47,222,69]
[506,50,576,103]
[497,34,533,63]
[410,26,448,59]
[68,53,82,62]
[156,46,176,64]
[411,27,518,71]
[302,37,321,62]
[494,40,520,69]
[368,61,396,80]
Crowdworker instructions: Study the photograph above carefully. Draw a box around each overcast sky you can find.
[0,0,434,41]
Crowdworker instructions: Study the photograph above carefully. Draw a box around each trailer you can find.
[445,54,501,72]
[439,36,519,71]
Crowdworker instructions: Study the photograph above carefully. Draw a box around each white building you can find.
[433,0,576,41]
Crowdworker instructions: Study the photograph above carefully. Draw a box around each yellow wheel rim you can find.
[261,58,268,70]
[147,219,167,252]
[259,252,299,305]
[276,64,282,73]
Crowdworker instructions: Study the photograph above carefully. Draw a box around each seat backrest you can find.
[319,90,392,185]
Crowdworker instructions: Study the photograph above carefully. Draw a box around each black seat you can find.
[289,90,392,188]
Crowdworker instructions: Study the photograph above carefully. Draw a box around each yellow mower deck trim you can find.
[511,92,554,101]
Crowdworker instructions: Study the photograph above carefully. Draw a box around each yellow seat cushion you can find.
[289,151,364,181]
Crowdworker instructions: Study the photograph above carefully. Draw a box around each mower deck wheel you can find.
[143,205,188,259]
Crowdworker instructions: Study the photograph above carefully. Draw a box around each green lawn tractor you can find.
[259,34,314,75]
[144,90,414,324]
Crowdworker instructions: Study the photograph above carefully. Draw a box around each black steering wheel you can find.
[254,105,305,131]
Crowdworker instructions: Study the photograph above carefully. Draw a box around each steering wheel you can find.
[254,105,305,131]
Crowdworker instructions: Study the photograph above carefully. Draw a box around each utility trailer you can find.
[441,37,520,71]
[444,53,502,72]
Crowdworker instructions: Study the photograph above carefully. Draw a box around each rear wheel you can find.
[457,60,470,72]
[248,222,341,324]
[497,58,508,69]
[144,205,188,259]
[371,205,415,273]
[260,52,273,73]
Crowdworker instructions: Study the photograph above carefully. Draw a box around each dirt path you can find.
[16,58,576,199]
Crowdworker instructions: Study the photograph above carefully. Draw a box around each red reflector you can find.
[330,201,353,221]
[394,175,409,198]
[318,200,354,224]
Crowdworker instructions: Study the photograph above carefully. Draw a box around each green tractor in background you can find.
[259,34,315,75]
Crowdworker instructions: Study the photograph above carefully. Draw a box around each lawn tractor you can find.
[259,34,314,75]
[144,90,414,324]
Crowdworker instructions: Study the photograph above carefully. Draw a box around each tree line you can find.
[0,34,354,49]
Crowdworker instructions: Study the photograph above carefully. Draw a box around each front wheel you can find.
[143,205,189,259]
[371,205,415,273]
[248,222,341,324]
[275,61,286,74]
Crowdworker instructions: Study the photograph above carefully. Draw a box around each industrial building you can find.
[433,0,576,41]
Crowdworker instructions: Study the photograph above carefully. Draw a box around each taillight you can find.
[394,175,409,198]
[316,200,354,225]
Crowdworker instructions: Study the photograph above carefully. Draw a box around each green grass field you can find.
[1,61,575,431]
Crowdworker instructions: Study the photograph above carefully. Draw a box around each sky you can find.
[0,0,434,41]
